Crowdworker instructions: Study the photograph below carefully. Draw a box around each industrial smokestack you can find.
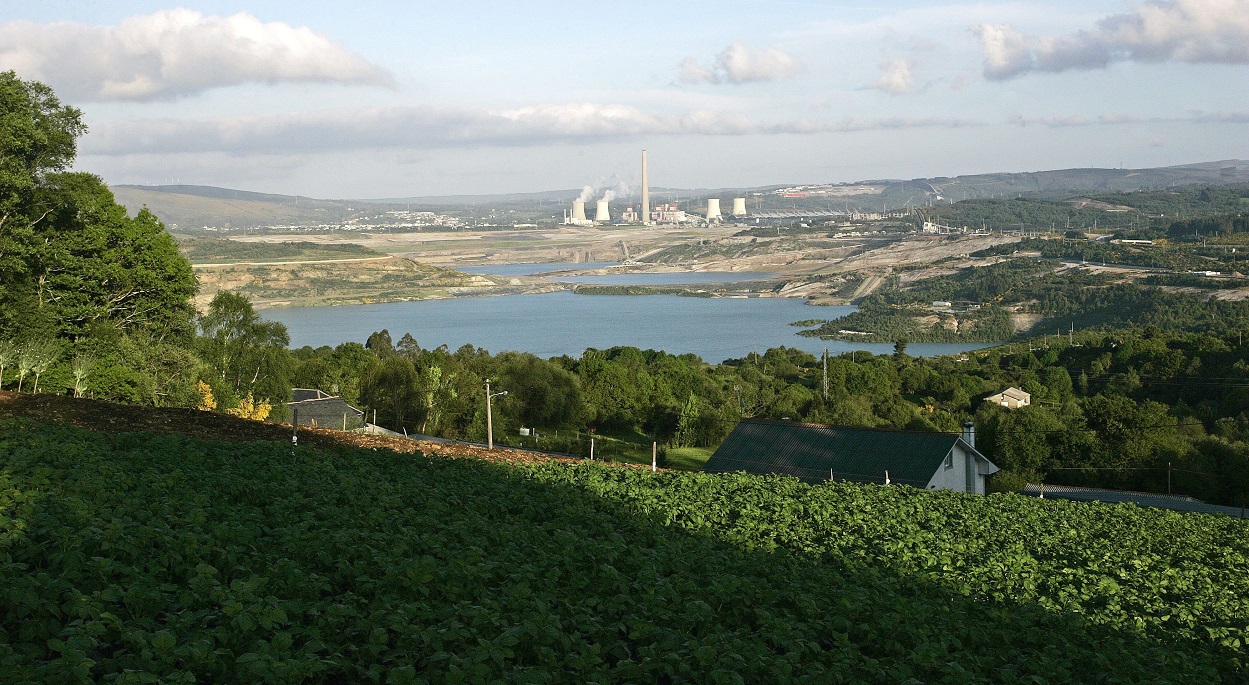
[706,198,722,222]
[595,199,610,222]
[732,197,747,217]
[572,201,587,222]
[641,150,650,225]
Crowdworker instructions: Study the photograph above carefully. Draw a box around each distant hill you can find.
[111,160,1249,230]
[110,185,370,231]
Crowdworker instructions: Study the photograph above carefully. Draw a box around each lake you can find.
[264,291,992,362]
[456,262,620,276]
[549,272,775,285]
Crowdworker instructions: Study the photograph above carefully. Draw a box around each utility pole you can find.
[485,380,508,450]
[822,347,829,401]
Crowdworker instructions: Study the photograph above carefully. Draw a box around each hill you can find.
[110,160,1249,231]
[110,185,370,231]
[1,391,1247,682]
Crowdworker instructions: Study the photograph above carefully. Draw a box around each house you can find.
[288,388,366,430]
[984,387,1031,409]
[703,419,999,494]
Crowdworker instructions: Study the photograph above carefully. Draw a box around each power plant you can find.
[641,150,650,226]
[705,198,722,223]
[563,150,750,226]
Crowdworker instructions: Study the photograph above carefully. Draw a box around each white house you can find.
[985,387,1031,409]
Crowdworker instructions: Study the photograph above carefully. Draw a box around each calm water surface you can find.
[549,272,775,285]
[456,262,620,276]
[265,291,991,362]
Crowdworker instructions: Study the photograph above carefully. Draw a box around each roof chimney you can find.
[961,421,975,450]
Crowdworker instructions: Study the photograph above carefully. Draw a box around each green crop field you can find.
[2,420,1247,683]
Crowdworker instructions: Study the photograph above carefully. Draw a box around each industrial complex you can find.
[563,150,750,227]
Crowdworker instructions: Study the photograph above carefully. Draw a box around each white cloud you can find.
[676,57,718,84]
[873,58,916,95]
[0,9,393,101]
[974,0,1249,79]
[677,42,804,84]
[81,104,982,155]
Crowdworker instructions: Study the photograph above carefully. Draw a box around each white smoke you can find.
[576,185,595,203]
[602,181,629,203]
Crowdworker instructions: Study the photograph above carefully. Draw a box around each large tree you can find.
[0,71,196,340]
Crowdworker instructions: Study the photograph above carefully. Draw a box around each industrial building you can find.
[564,149,749,226]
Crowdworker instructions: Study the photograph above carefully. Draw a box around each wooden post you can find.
[1168,461,1172,495]
[343,413,347,431]
[652,442,657,472]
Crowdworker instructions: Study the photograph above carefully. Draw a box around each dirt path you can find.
[852,275,884,298]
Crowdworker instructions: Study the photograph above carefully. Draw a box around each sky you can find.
[3,0,1247,198]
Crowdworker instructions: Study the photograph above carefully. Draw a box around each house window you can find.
[944,452,954,470]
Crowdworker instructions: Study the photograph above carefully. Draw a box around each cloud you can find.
[873,58,915,94]
[1010,114,1145,127]
[80,104,982,156]
[1009,111,1249,126]
[974,0,1249,79]
[0,9,393,101]
[677,42,804,84]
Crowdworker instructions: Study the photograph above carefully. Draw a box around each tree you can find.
[27,339,60,393]
[893,338,909,361]
[366,329,394,357]
[197,292,292,412]
[359,356,421,429]
[70,354,95,398]
[0,72,195,340]
[0,339,15,388]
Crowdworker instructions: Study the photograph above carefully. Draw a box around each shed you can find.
[288,388,366,430]
[704,419,999,494]
[984,387,1031,409]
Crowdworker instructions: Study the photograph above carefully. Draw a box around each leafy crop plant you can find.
[1,420,1246,683]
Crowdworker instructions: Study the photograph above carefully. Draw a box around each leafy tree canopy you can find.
[0,71,195,340]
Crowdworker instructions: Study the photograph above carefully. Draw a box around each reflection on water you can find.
[265,291,993,363]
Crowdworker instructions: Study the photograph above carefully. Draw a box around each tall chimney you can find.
[595,199,610,222]
[641,149,650,225]
[706,198,722,222]
[732,197,747,217]
[572,201,587,222]
[961,421,975,449]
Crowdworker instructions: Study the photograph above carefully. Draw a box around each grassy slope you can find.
[2,419,1246,683]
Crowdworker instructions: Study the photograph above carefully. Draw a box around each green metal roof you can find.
[704,419,965,486]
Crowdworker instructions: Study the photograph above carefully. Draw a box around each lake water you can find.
[265,291,992,362]
[549,272,775,285]
[457,262,620,276]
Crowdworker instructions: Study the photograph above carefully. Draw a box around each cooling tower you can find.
[641,150,650,225]
[732,197,747,217]
[706,198,722,222]
[595,200,610,222]
[572,201,587,222]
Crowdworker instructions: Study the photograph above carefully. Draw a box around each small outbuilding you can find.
[984,387,1031,410]
[703,419,999,494]
[288,388,366,430]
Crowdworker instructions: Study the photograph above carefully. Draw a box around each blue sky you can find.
[4,1,1246,197]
